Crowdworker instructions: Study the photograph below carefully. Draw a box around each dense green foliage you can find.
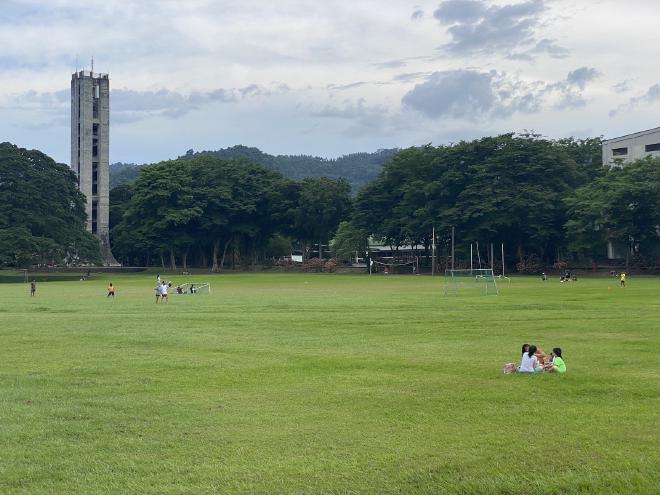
[107,134,660,269]
[108,162,141,189]
[110,157,352,269]
[0,272,658,493]
[110,146,398,192]
[0,142,100,267]
[353,134,615,265]
[566,157,660,260]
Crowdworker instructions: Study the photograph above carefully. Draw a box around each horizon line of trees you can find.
[2,134,659,271]
[109,155,352,270]
[109,133,660,271]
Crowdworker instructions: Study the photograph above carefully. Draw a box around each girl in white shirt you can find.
[518,345,542,373]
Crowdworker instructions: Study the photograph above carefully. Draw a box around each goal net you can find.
[173,282,211,295]
[444,269,498,296]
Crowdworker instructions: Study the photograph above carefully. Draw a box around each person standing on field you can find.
[620,272,626,287]
[30,280,36,297]
[107,283,115,298]
[160,282,168,303]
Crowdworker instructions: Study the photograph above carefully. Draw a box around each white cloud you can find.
[0,0,659,163]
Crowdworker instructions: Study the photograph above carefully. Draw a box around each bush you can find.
[516,255,545,274]
[323,259,338,272]
[303,258,325,272]
[553,260,568,271]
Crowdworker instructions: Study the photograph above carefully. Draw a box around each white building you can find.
[602,126,660,165]
[602,126,660,259]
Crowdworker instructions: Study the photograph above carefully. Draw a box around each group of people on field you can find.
[503,344,566,374]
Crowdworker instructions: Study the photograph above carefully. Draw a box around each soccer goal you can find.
[444,268,498,296]
[173,282,211,295]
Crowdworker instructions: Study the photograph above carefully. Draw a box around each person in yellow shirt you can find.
[107,283,116,298]
[620,273,626,288]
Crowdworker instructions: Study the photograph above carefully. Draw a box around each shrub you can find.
[553,260,568,271]
[323,259,338,272]
[303,258,325,272]
[516,255,545,274]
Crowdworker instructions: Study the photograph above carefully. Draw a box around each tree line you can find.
[110,145,398,192]
[109,156,352,270]
[2,134,659,270]
[349,134,660,269]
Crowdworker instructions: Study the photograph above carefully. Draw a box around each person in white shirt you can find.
[160,282,168,303]
[155,283,162,303]
[518,345,543,373]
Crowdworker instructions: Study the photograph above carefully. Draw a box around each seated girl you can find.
[544,347,567,373]
[518,345,543,373]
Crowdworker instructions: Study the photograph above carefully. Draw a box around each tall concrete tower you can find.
[71,70,118,265]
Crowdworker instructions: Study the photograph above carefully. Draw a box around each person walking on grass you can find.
[155,283,162,303]
[620,272,626,288]
[30,280,36,297]
[107,283,115,298]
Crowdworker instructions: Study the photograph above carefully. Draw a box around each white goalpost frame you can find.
[173,282,212,295]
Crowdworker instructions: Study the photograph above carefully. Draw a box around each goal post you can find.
[444,268,498,296]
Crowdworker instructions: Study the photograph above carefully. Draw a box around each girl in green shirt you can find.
[545,347,566,373]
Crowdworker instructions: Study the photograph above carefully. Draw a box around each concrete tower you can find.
[71,70,118,265]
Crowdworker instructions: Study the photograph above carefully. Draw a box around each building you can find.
[602,126,660,165]
[602,126,660,259]
[71,70,118,265]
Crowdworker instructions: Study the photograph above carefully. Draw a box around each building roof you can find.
[603,126,660,144]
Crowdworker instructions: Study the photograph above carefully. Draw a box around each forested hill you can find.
[109,162,141,189]
[109,146,398,191]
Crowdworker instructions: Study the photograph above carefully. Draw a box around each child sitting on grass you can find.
[544,348,567,373]
[518,345,544,373]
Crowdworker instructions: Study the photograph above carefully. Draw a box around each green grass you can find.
[0,272,658,494]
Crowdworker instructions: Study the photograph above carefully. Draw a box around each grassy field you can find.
[0,271,658,494]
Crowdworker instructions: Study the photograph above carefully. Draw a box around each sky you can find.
[1,0,659,165]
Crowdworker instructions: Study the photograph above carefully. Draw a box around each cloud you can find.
[311,98,387,120]
[1,83,288,126]
[432,0,566,60]
[609,84,660,117]
[545,66,600,109]
[612,80,632,94]
[309,98,392,138]
[372,59,408,69]
[393,72,429,83]
[566,67,600,89]
[411,9,424,20]
[327,82,369,91]
[401,69,541,119]
[508,38,569,60]
[402,66,599,119]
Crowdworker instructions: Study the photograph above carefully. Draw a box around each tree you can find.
[565,157,660,263]
[117,160,202,270]
[0,142,100,266]
[353,135,582,265]
[331,221,368,261]
[291,177,353,258]
[192,156,289,271]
